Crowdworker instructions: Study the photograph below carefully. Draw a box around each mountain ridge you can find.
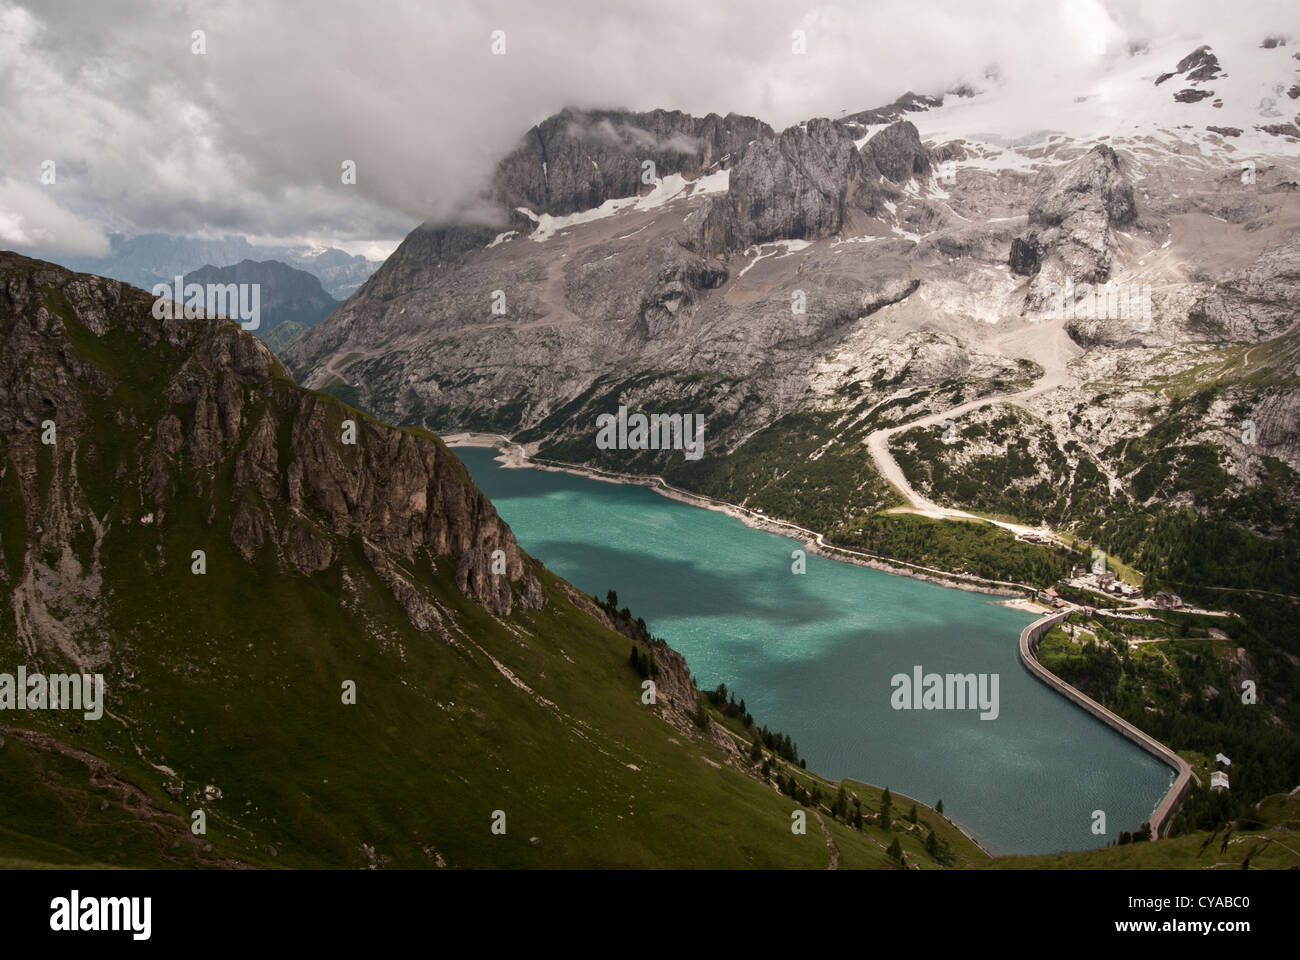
[0,250,957,869]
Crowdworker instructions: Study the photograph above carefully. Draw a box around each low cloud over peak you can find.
[3,0,1297,258]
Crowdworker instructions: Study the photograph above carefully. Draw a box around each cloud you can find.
[0,177,110,256]
[3,0,1298,256]
[563,118,704,155]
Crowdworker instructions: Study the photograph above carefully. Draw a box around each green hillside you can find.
[0,253,948,869]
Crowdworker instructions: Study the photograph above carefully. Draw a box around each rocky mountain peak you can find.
[490,106,773,221]
[1029,143,1137,230]
[182,259,339,335]
[0,252,541,626]
[841,90,944,127]
[862,119,933,183]
[1010,143,1138,301]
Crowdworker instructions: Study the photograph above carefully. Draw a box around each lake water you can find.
[455,445,1174,856]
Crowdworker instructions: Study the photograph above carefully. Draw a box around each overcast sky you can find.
[1,0,1296,260]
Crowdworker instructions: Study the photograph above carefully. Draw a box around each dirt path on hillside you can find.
[309,342,391,391]
[863,317,1080,539]
[0,724,251,868]
[811,810,840,870]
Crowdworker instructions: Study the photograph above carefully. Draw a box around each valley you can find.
[4,11,1299,880]
[275,32,1300,863]
[453,444,1173,856]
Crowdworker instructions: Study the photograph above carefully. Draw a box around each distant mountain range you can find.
[59,233,382,301]
[182,259,339,352]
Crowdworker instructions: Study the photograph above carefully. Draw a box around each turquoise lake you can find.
[455,445,1174,856]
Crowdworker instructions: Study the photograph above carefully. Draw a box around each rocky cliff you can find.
[0,252,541,629]
[693,118,883,252]
[1009,144,1138,309]
[491,107,773,220]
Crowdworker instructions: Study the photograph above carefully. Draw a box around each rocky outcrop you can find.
[1155,45,1223,85]
[0,252,542,622]
[689,118,934,253]
[861,120,932,183]
[491,107,773,219]
[693,118,883,252]
[1009,236,1040,275]
[1009,144,1138,308]
[1027,144,1137,232]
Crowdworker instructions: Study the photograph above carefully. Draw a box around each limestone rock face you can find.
[696,117,883,251]
[862,120,932,184]
[491,107,773,219]
[1029,144,1137,229]
[1010,144,1138,309]
[0,252,541,632]
[1009,236,1040,275]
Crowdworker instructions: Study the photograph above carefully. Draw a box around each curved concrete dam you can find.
[455,445,1175,856]
[1019,612,1194,837]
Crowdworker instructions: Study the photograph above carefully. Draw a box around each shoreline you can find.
[447,430,1166,857]
[1018,612,1195,838]
[443,431,1040,602]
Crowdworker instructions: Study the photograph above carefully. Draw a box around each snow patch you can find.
[521,171,729,242]
[523,198,638,242]
[736,239,813,279]
[689,168,730,196]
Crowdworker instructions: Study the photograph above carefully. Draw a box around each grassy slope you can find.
[10,261,1290,869]
[987,790,1300,869]
[0,267,942,870]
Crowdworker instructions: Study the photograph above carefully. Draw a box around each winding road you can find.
[863,316,1081,540]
